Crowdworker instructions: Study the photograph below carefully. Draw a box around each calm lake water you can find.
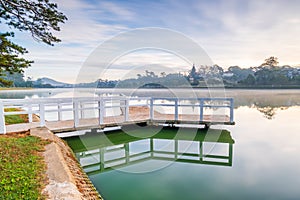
[2,88,300,199]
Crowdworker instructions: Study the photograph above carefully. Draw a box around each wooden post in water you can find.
[228,143,233,166]
[174,140,178,159]
[0,102,6,134]
[150,138,154,158]
[100,148,105,172]
[125,143,129,164]
[199,141,203,162]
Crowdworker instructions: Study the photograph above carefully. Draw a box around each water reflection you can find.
[66,127,235,175]
[254,106,289,119]
[0,88,67,99]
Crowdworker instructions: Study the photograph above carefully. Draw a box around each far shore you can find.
[1,86,300,90]
[0,87,34,91]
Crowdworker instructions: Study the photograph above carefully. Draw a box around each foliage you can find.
[0,0,67,45]
[254,67,295,85]
[116,70,189,88]
[0,71,33,87]
[0,33,33,86]
[238,74,255,85]
[227,66,254,82]
[4,108,28,125]
[0,135,48,199]
[260,56,279,67]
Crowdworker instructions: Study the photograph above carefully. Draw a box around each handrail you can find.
[0,96,234,134]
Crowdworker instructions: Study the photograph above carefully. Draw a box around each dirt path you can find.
[31,127,102,200]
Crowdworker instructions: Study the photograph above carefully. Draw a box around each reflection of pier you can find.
[1,97,234,134]
[67,127,235,175]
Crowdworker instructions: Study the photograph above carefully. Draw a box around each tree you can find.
[238,74,255,85]
[160,72,166,77]
[0,0,67,45]
[0,0,67,86]
[260,56,279,67]
[0,32,33,85]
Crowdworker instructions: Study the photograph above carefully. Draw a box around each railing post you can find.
[80,102,85,119]
[200,99,204,122]
[58,103,62,121]
[73,101,79,127]
[150,98,154,120]
[28,104,33,123]
[174,99,178,121]
[0,102,6,134]
[230,98,234,123]
[39,103,45,127]
[98,99,104,125]
[125,99,129,121]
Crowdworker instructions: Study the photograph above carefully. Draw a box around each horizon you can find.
[2,0,300,84]
[34,63,300,85]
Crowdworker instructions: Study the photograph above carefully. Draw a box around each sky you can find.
[5,0,300,83]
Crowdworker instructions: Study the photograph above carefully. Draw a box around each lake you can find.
[2,88,300,199]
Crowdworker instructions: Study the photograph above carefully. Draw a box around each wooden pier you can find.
[0,96,234,134]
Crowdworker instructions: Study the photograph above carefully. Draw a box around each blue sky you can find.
[6,0,300,83]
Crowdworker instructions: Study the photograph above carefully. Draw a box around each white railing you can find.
[0,97,234,134]
[150,97,234,122]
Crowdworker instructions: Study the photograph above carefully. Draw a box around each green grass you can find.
[0,135,49,199]
[4,108,28,125]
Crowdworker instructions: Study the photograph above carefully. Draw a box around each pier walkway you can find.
[0,96,234,134]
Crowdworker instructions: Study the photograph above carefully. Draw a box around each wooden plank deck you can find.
[6,106,233,133]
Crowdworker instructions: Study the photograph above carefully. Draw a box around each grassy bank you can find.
[4,108,28,125]
[0,133,48,199]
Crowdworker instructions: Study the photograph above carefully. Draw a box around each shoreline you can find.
[1,86,300,90]
[30,127,102,200]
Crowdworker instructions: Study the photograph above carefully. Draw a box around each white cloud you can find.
[20,0,300,82]
[99,1,135,21]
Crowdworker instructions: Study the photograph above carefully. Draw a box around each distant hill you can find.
[32,77,102,88]
[33,77,73,88]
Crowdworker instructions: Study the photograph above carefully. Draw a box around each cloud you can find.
[20,0,300,82]
[99,1,135,21]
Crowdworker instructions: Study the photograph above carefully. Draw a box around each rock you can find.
[44,180,82,200]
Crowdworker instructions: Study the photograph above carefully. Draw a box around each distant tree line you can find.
[113,57,300,88]
[1,56,300,88]
[187,57,300,88]
[116,71,189,88]
[0,72,33,87]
